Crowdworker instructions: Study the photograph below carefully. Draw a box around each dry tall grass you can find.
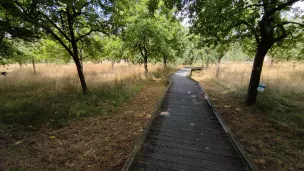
[199,62,304,94]
[0,62,163,126]
[195,61,304,127]
[0,62,162,93]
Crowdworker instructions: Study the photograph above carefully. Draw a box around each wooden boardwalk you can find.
[129,68,249,171]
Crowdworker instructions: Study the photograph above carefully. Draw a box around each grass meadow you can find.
[192,61,304,170]
[0,62,174,170]
[0,63,163,127]
[197,61,304,127]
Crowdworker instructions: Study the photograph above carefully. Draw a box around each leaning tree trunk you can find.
[205,49,210,69]
[216,58,221,77]
[71,41,88,94]
[32,59,36,74]
[206,58,209,69]
[126,59,131,67]
[270,58,274,67]
[246,42,272,105]
[163,56,167,68]
[73,56,88,94]
[144,56,148,75]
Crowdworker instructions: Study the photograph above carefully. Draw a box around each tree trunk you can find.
[270,58,274,67]
[246,42,271,105]
[216,58,221,77]
[73,56,88,94]
[163,56,167,68]
[205,49,210,69]
[32,59,36,74]
[111,61,114,69]
[71,41,88,94]
[66,8,88,94]
[144,56,148,74]
[127,59,131,67]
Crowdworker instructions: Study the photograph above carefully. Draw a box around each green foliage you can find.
[123,0,187,67]
[225,44,248,61]
[35,39,70,63]
[269,34,304,61]
[78,34,104,62]
[0,39,18,64]
[168,0,304,60]
[100,36,124,62]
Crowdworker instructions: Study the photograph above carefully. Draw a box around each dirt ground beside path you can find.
[0,80,167,171]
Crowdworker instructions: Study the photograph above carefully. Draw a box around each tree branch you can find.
[76,29,99,42]
[139,46,145,58]
[72,2,89,17]
[39,12,71,42]
[240,20,261,43]
[273,0,300,13]
[13,0,26,13]
[281,21,304,27]
[42,26,74,57]
[274,24,287,42]
[264,0,300,20]
[244,3,265,9]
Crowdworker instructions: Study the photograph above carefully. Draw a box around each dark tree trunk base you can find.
[163,56,167,68]
[74,57,88,94]
[144,56,148,75]
[32,59,36,74]
[246,42,272,105]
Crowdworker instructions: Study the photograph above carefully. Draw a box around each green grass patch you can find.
[0,67,173,128]
[257,89,304,128]
[207,77,304,130]
[0,80,144,127]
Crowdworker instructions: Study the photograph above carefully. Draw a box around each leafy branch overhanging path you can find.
[129,68,250,171]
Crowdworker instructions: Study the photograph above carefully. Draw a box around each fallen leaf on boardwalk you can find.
[15,140,23,145]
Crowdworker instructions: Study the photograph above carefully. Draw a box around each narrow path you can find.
[130,68,249,171]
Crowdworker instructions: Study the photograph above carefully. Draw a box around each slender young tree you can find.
[215,45,229,77]
[123,0,176,74]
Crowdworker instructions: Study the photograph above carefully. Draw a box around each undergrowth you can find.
[0,63,172,128]
[194,62,304,130]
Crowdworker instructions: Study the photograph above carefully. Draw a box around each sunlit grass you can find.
[198,62,304,93]
[0,62,165,127]
[195,61,304,128]
[0,62,161,93]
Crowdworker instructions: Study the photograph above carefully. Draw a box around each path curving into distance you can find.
[129,68,249,171]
